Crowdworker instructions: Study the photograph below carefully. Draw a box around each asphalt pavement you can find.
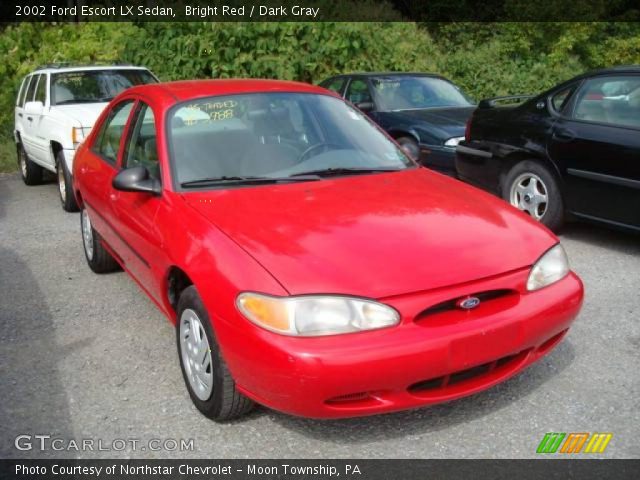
[1,173,638,459]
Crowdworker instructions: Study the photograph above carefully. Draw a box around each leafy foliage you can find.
[0,20,639,145]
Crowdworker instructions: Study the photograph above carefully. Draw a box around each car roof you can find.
[31,65,151,75]
[124,79,336,103]
[578,65,640,79]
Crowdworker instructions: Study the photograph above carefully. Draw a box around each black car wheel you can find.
[502,160,564,231]
[176,286,255,421]
[17,143,43,185]
[396,137,420,161]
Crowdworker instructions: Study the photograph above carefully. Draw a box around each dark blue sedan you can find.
[320,73,475,175]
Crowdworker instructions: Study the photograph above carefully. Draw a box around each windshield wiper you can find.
[290,167,403,177]
[180,175,320,188]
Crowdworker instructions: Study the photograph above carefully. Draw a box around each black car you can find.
[456,65,640,232]
[320,73,475,175]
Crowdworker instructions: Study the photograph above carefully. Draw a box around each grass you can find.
[0,138,17,173]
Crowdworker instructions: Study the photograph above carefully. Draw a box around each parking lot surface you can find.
[1,173,638,459]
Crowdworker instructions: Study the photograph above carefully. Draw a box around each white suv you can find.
[14,64,157,211]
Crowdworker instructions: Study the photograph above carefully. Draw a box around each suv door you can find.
[548,74,640,229]
[30,73,52,166]
[20,74,42,160]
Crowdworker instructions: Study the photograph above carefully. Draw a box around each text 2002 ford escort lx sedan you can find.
[72,80,583,421]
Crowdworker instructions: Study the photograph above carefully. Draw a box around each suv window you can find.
[35,74,47,104]
[124,103,160,179]
[572,75,640,128]
[94,100,135,165]
[346,79,373,105]
[322,77,346,95]
[23,75,39,105]
[51,69,156,105]
[17,76,30,107]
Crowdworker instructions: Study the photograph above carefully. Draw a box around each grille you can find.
[408,350,526,393]
[415,289,517,321]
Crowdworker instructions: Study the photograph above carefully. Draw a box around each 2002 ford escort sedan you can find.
[72,80,583,421]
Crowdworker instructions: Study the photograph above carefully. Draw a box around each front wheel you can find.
[176,286,254,421]
[57,152,79,212]
[17,143,43,185]
[502,160,564,231]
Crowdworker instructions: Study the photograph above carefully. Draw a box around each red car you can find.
[72,80,583,421]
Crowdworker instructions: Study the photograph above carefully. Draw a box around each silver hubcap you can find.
[58,165,66,201]
[510,173,548,220]
[20,150,27,177]
[180,309,214,401]
[81,209,94,261]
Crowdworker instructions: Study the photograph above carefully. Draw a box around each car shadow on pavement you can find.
[0,248,76,458]
[560,222,640,255]
[265,340,576,443]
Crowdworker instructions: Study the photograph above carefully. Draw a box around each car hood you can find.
[383,106,475,138]
[182,169,557,298]
[50,103,108,128]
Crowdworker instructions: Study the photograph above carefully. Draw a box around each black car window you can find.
[550,85,575,114]
[346,79,373,105]
[123,103,160,179]
[572,75,640,128]
[322,77,346,95]
[94,100,135,165]
[370,76,473,111]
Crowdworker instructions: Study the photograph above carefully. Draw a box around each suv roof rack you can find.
[35,62,134,70]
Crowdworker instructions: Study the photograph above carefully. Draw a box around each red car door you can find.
[110,101,166,304]
[80,99,136,251]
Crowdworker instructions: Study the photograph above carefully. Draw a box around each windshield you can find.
[51,69,156,105]
[169,93,414,188]
[371,76,473,111]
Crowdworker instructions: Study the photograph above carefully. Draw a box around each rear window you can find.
[51,69,156,106]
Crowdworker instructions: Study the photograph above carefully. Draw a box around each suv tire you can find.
[57,152,79,212]
[17,143,42,185]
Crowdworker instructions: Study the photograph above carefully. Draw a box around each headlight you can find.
[444,136,464,147]
[236,293,400,336]
[527,244,570,291]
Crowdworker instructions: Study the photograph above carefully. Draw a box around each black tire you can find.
[396,137,420,162]
[80,207,120,273]
[57,152,79,212]
[17,143,43,185]
[176,286,254,421]
[502,160,564,231]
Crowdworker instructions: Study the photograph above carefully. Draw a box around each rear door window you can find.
[572,75,640,128]
[35,74,47,104]
[23,75,39,105]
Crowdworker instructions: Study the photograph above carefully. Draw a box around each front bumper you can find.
[222,268,583,419]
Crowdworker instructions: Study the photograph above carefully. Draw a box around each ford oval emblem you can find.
[457,296,481,310]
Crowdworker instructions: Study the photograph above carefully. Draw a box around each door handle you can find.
[18,113,23,118]
[552,129,575,142]
[27,116,33,122]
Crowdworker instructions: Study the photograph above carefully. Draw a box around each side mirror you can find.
[355,101,374,113]
[24,101,44,115]
[112,166,161,195]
